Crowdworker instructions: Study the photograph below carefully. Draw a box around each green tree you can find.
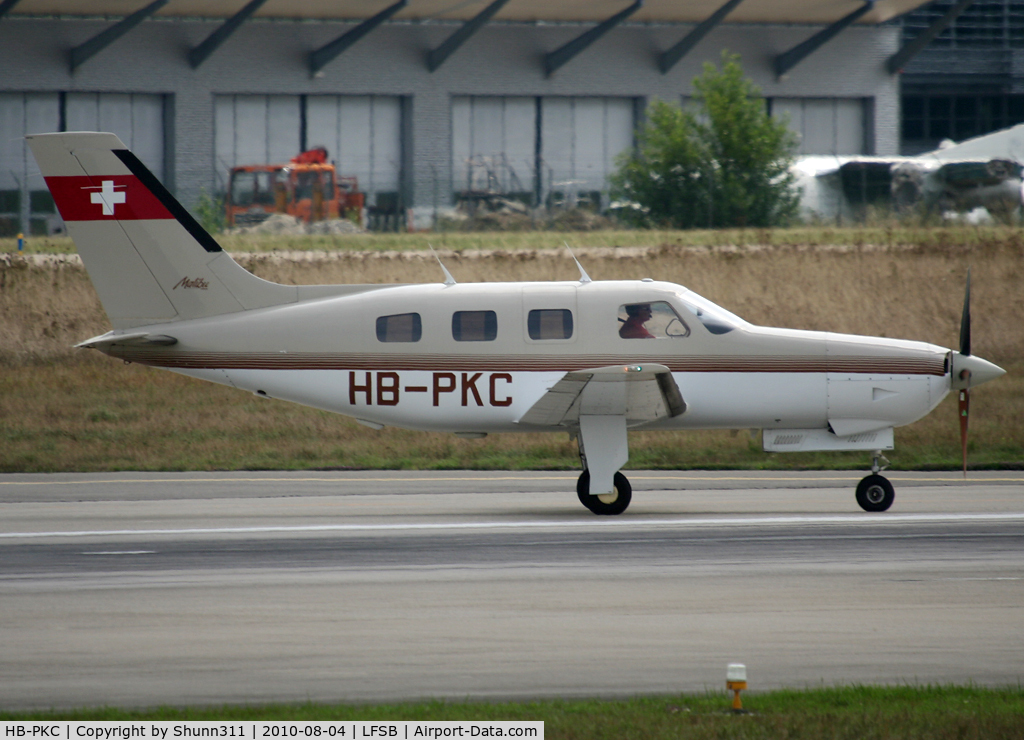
[611,52,799,228]
[193,188,226,234]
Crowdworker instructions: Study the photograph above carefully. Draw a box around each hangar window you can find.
[1,91,165,237]
[617,302,688,339]
[528,309,573,340]
[768,98,866,155]
[452,310,497,342]
[376,313,422,343]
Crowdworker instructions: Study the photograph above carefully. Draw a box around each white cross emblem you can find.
[89,180,127,216]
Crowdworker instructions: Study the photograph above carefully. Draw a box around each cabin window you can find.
[376,312,422,342]
[617,301,689,339]
[528,309,573,340]
[452,310,497,341]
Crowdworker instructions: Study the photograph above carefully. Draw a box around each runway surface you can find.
[1,470,1022,711]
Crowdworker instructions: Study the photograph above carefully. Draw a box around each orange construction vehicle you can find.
[225,146,364,227]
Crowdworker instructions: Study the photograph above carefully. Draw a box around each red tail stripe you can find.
[45,175,174,221]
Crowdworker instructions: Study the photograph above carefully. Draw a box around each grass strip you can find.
[3,686,1024,738]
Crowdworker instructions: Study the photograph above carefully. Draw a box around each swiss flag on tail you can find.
[46,174,174,221]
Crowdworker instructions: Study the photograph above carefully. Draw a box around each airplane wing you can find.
[517,364,685,429]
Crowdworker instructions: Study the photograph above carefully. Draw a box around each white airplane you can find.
[28,132,1006,515]
[793,124,1024,222]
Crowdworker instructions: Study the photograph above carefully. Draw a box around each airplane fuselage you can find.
[97,279,953,439]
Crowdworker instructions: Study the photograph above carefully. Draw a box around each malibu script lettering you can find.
[173,276,209,290]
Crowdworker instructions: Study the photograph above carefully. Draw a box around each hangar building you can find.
[896,0,1024,154]
[1,0,945,235]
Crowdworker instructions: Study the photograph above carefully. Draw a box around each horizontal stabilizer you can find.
[76,331,178,349]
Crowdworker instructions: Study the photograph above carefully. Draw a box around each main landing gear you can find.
[577,470,632,515]
[575,415,632,515]
[856,451,895,512]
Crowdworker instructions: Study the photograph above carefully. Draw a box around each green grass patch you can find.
[3,686,1024,738]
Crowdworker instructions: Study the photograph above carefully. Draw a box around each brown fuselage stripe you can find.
[105,349,948,376]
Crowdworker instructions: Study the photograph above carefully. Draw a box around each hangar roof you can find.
[8,0,928,26]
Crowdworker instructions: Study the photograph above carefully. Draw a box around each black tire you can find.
[577,470,632,515]
[856,474,895,512]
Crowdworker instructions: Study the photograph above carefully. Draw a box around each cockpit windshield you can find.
[675,290,745,335]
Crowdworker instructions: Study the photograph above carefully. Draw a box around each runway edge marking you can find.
[3,511,1024,540]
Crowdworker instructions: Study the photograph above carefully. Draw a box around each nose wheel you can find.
[856,452,894,512]
[856,474,895,512]
[577,470,632,515]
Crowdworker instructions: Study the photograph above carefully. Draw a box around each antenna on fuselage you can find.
[564,242,592,284]
[428,244,457,286]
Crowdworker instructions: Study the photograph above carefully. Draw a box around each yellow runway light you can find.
[727,663,747,713]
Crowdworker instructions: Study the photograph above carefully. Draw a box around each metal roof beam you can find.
[428,0,510,72]
[0,0,23,19]
[659,0,745,74]
[544,0,642,78]
[774,0,873,79]
[189,0,269,69]
[309,0,407,76]
[887,0,975,74]
[69,0,169,72]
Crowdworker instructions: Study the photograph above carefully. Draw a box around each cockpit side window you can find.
[452,310,497,341]
[376,313,422,342]
[618,301,689,339]
[528,309,573,340]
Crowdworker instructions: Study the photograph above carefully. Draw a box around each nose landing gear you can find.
[856,451,894,512]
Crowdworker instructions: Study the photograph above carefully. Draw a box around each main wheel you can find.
[577,470,632,515]
[856,474,895,512]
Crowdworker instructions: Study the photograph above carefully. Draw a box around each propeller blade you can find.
[957,268,972,478]
[958,387,970,478]
[959,268,971,357]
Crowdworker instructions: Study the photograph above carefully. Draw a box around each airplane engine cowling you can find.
[826,374,945,434]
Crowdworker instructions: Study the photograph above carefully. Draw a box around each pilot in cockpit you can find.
[619,303,654,339]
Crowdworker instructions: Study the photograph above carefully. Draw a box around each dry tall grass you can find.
[4,239,1020,363]
[2,231,1021,473]
[7,222,1024,254]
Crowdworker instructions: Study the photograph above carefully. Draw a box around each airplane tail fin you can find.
[26,131,299,329]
